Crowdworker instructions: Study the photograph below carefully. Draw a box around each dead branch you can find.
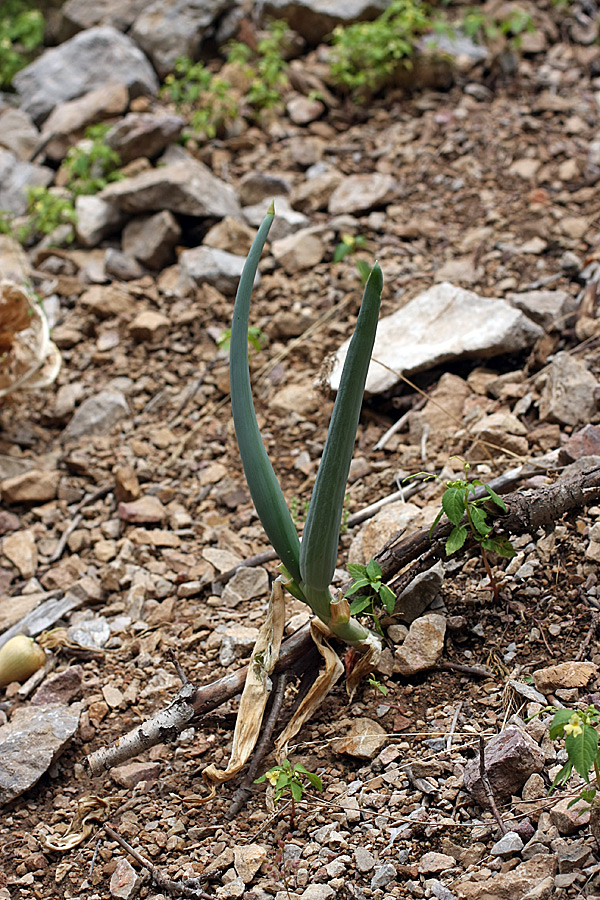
[87,465,600,776]
[377,464,600,586]
[103,824,213,899]
[478,736,507,835]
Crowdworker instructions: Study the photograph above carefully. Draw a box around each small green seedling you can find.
[333,234,371,284]
[368,673,388,696]
[344,558,396,635]
[217,325,266,354]
[407,458,515,598]
[255,759,323,827]
[547,705,600,807]
[62,123,122,196]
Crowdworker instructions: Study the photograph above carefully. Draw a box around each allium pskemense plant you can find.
[230,204,384,648]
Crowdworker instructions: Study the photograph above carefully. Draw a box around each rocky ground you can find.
[3,1,600,899]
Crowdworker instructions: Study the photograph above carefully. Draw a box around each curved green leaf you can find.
[446,524,467,555]
[300,263,383,590]
[442,487,465,526]
[230,209,302,584]
[565,723,598,781]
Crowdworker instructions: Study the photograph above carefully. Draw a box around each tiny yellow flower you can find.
[564,714,583,738]
[265,770,279,786]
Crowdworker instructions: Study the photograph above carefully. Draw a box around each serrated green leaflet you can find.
[441,487,465,526]
[446,524,467,555]
[470,506,491,536]
[565,724,598,780]
[485,484,507,511]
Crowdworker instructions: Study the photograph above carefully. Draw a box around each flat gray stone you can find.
[263,0,387,44]
[106,112,185,164]
[178,246,256,296]
[507,290,575,332]
[61,389,129,442]
[13,26,158,124]
[395,562,444,625]
[59,0,148,40]
[221,567,269,607]
[75,194,127,248]
[328,173,397,215]
[539,351,598,426]
[0,704,81,806]
[0,148,53,216]
[101,152,240,219]
[370,863,397,890]
[491,830,524,856]
[329,282,543,394]
[122,211,181,269]
[131,0,232,77]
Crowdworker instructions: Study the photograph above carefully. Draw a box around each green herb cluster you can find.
[162,20,290,138]
[345,559,396,635]
[329,0,431,97]
[0,0,44,89]
[548,705,600,804]
[3,124,122,245]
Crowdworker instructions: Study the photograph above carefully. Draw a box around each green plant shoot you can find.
[230,206,384,647]
[344,559,396,635]
[255,759,322,826]
[406,458,514,599]
[547,706,600,808]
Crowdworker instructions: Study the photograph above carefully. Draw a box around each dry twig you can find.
[103,825,213,899]
[478,736,507,835]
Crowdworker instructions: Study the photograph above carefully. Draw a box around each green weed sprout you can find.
[344,559,396,635]
[255,759,323,827]
[333,233,372,284]
[548,705,600,807]
[230,205,383,647]
[406,457,515,599]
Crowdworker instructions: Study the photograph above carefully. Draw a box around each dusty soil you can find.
[3,8,600,900]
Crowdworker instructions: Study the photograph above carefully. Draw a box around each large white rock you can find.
[329,282,543,394]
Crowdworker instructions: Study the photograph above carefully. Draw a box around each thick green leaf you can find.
[379,583,396,615]
[550,759,573,793]
[345,577,371,596]
[230,210,302,584]
[290,780,303,802]
[470,506,491,536]
[485,485,507,512]
[442,487,465,526]
[549,708,574,740]
[446,524,467,555]
[481,536,515,558]
[347,563,367,579]
[349,596,373,616]
[305,772,323,791]
[565,723,598,781]
[366,558,382,582]
[300,264,383,590]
